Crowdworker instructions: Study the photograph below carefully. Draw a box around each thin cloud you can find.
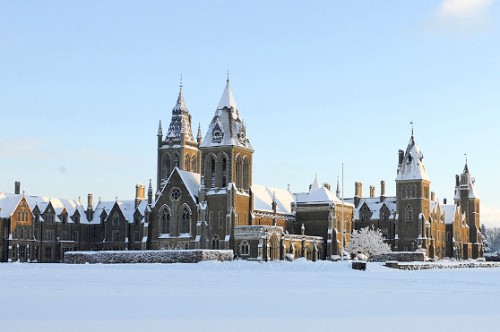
[425,0,495,34]
[439,0,493,19]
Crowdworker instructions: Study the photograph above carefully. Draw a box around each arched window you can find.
[173,153,179,168]
[236,156,243,190]
[221,158,227,188]
[243,158,250,191]
[161,207,171,234]
[163,154,171,180]
[185,154,191,172]
[191,156,197,173]
[405,205,413,222]
[210,158,216,188]
[180,206,191,234]
[240,240,250,256]
[212,235,220,249]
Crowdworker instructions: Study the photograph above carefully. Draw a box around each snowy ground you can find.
[1,260,500,332]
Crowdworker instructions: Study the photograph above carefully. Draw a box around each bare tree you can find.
[346,227,391,261]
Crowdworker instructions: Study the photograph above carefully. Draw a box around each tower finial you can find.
[180,73,183,89]
[158,120,163,136]
[410,121,414,136]
[226,70,230,84]
[465,153,468,165]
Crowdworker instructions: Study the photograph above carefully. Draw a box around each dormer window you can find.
[212,123,223,143]
[212,129,223,143]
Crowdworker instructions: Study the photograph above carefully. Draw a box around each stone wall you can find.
[65,250,234,264]
[371,251,425,262]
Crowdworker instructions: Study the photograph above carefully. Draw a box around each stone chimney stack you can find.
[354,182,362,206]
[431,191,436,202]
[14,181,21,195]
[369,185,376,198]
[324,183,331,191]
[135,184,146,208]
[380,180,386,201]
[398,150,404,166]
[87,194,94,220]
[443,198,448,205]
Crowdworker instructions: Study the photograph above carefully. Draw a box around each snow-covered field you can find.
[1,260,499,332]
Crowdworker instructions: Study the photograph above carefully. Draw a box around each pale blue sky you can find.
[1,1,499,225]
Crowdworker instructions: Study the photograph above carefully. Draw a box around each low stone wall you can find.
[65,250,234,264]
[385,261,500,270]
[371,252,425,262]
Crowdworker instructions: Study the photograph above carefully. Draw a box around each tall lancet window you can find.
[210,159,216,188]
[164,155,171,180]
[185,154,191,172]
[174,153,179,168]
[222,158,227,188]
[191,157,197,173]
[243,158,250,191]
[180,206,191,234]
[236,156,243,190]
[161,207,171,234]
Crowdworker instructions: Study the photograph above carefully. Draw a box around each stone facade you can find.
[0,79,483,263]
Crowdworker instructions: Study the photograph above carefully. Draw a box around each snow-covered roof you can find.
[296,175,354,207]
[353,197,396,220]
[251,184,295,214]
[200,80,253,150]
[177,168,201,202]
[0,192,89,223]
[165,86,195,143]
[459,163,480,199]
[396,135,430,182]
[441,204,457,225]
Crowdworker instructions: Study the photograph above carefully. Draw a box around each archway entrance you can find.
[269,235,280,261]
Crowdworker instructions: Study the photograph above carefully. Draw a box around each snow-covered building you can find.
[344,133,482,260]
[0,182,151,262]
[148,78,324,260]
[1,78,483,262]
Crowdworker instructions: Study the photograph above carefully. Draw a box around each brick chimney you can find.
[15,181,21,195]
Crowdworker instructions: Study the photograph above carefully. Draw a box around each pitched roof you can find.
[165,85,195,143]
[251,184,295,214]
[396,135,430,181]
[200,80,252,150]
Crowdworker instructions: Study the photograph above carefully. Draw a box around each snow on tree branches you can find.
[346,227,391,261]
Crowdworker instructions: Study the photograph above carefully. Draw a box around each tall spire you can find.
[200,77,252,149]
[166,80,195,142]
[197,123,202,141]
[396,132,429,181]
[157,120,162,136]
[217,73,239,116]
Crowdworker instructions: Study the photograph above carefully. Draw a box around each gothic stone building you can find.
[0,79,483,262]
[0,183,150,262]
[346,134,482,260]
[148,79,327,261]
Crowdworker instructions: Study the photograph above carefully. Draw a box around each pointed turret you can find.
[197,123,202,145]
[157,81,201,191]
[396,134,429,181]
[166,84,195,143]
[200,78,252,149]
[455,159,482,258]
[147,179,153,206]
[395,131,432,254]
[157,120,163,136]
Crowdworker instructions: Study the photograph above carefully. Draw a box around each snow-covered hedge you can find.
[64,250,234,264]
